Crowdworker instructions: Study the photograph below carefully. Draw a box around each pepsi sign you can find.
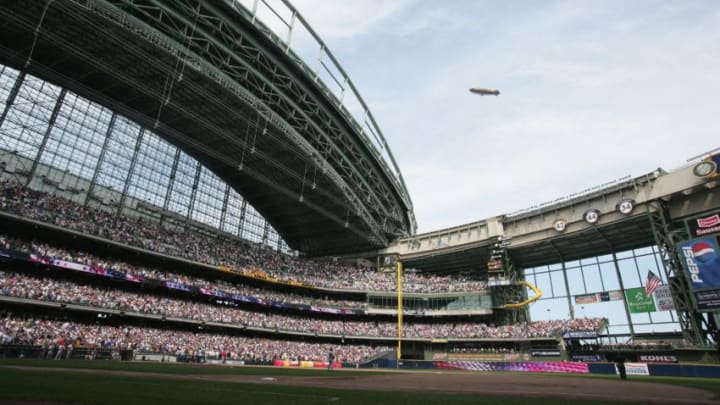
[679,237,720,290]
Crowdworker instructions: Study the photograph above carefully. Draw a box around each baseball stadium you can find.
[0,1,718,404]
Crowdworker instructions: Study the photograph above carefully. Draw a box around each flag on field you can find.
[645,270,662,297]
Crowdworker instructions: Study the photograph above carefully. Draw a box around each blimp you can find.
[469,87,500,96]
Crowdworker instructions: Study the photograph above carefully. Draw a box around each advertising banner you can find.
[626,287,656,313]
[309,306,362,315]
[272,359,340,369]
[28,253,48,264]
[678,237,720,290]
[575,290,624,305]
[571,354,603,362]
[200,288,230,299]
[104,268,130,281]
[575,293,599,305]
[653,285,674,311]
[531,350,561,357]
[487,259,504,273]
[436,361,589,374]
[687,212,720,237]
[432,353,448,361]
[165,281,194,292]
[695,289,720,310]
[638,355,678,363]
[51,259,93,274]
[561,331,598,339]
[231,294,253,303]
[621,362,650,376]
[601,290,625,302]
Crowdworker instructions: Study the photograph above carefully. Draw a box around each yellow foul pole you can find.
[396,260,403,366]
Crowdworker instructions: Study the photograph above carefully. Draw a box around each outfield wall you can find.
[589,362,720,378]
[272,359,342,369]
[369,359,720,378]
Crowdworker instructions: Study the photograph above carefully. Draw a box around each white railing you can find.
[504,174,634,219]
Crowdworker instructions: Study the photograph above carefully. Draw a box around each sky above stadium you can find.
[290,0,720,234]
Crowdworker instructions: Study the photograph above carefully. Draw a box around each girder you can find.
[0,0,415,254]
[126,0,407,229]
[648,201,705,345]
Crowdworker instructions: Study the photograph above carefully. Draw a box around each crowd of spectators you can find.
[0,269,606,339]
[471,318,607,339]
[0,180,609,345]
[3,236,364,310]
[0,180,486,293]
[0,313,387,364]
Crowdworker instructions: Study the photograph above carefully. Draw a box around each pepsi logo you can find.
[553,219,567,232]
[692,242,717,264]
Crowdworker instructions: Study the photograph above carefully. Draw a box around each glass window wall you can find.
[523,245,680,336]
[0,65,291,253]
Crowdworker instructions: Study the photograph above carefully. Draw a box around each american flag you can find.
[645,270,662,297]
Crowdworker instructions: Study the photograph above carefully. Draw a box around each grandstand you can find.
[0,0,718,373]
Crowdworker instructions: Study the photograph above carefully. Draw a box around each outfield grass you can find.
[0,360,718,404]
[626,375,720,400]
[529,371,720,400]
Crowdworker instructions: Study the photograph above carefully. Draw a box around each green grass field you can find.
[0,360,718,405]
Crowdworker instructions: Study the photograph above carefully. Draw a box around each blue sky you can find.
[281,0,720,233]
